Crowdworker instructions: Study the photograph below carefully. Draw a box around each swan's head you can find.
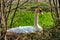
[35,6,43,15]
[38,7,43,15]
[36,6,43,15]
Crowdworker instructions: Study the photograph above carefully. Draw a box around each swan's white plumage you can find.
[7,26,36,33]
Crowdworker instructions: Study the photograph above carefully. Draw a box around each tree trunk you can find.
[0,0,1,38]
[1,0,7,40]
[58,0,60,18]
[58,0,60,8]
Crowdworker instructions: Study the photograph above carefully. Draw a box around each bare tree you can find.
[48,0,60,30]
[1,0,7,40]
[10,0,20,28]
[49,0,55,23]
[0,0,29,40]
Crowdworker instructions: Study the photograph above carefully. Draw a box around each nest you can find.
[6,28,60,40]
[6,31,51,40]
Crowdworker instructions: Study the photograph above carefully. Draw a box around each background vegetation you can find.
[7,2,54,30]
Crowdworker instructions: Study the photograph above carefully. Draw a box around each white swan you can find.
[7,7,43,34]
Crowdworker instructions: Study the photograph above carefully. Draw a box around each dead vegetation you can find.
[6,28,60,40]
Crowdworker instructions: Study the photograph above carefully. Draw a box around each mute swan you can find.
[7,6,43,33]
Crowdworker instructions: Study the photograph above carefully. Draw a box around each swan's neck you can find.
[34,12,40,30]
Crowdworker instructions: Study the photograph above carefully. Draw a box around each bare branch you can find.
[10,0,20,28]
[1,0,7,40]
[53,0,59,18]
[49,0,55,24]
[6,0,29,13]
[58,0,60,8]
[6,0,13,26]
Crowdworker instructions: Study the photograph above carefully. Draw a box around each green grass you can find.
[38,12,54,29]
[7,9,54,29]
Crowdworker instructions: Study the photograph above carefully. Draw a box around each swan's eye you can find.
[39,10,42,12]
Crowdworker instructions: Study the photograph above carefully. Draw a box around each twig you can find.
[10,0,20,28]
[53,0,59,18]
[6,0,29,13]
[6,0,13,26]
[49,0,55,24]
